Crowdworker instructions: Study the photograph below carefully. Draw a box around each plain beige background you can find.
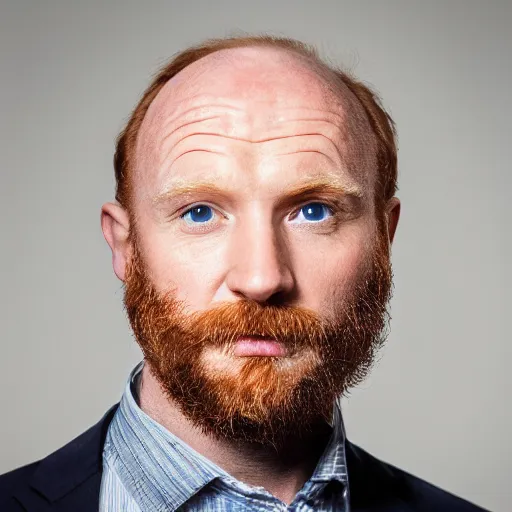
[1,1,510,510]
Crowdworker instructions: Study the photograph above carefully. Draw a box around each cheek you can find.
[134,222,230,307]
[292,228,373,313]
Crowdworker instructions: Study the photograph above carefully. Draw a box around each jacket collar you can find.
[14,404,408,512]
[14,404,119,511]
[345,440,410,511]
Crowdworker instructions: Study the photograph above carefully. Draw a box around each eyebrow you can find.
[152,182,232,207]
[152,178,363,209]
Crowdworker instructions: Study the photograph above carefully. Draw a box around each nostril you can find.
[264,290,291,307]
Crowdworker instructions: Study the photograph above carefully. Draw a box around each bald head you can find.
[111,36,397,225]
[134,46,378,210]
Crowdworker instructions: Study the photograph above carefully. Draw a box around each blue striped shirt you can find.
[99,362,350,511]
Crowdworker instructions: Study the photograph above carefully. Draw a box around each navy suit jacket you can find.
[0,405,488,511]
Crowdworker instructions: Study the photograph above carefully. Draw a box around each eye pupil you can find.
[189,205,213,222]
[302,203,326,221]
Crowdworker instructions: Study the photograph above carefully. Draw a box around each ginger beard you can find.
[124,220,393,449]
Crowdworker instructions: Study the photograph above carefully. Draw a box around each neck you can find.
[138,363,333,505]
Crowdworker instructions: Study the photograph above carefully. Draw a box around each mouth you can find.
[233,336,288,357]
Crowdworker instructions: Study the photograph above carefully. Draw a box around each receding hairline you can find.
[137,43,378,184]
[114,35,397,214]
[167,43,340,84]
[144,42,368,126]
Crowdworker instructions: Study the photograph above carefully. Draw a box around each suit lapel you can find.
[13,405,119,511]
[346,440,412,512]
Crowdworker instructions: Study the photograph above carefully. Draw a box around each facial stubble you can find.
[124,227,392,449]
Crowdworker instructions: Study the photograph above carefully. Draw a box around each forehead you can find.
[154,47,340,105]
[134,47,377,199]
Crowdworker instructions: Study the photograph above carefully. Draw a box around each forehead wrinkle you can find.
[159,99,246,135]
[160,114,349,148]
[135,47,378,198]
[157,108,350,174]
[159,97,347,135]
[148,87,349,153]
[136,95,243,182]
[161,131,346,177]
[166,130,345,149]
[256,133,345,169]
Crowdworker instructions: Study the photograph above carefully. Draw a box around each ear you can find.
[101,202,131,282]
[385,197,401,245]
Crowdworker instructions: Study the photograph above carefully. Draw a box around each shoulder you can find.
[0,405,119,511]
[346,441,488,511]
[0,463,40,511]
[0,462,39,490]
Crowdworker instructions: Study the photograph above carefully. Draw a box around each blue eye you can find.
[182,205,214,223]
[296,202,332,222]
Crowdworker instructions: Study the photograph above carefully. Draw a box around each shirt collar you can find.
[104,361,349,511]
[310,398,349,485]
[104,362,224,511]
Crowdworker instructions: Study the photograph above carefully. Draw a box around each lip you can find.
[233,336,287,357]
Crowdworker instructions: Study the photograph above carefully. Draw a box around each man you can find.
[0,35,486,511]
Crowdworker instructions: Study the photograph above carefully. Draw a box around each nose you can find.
[225,217,295,304]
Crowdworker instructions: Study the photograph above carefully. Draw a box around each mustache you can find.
[137,291,332,353]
